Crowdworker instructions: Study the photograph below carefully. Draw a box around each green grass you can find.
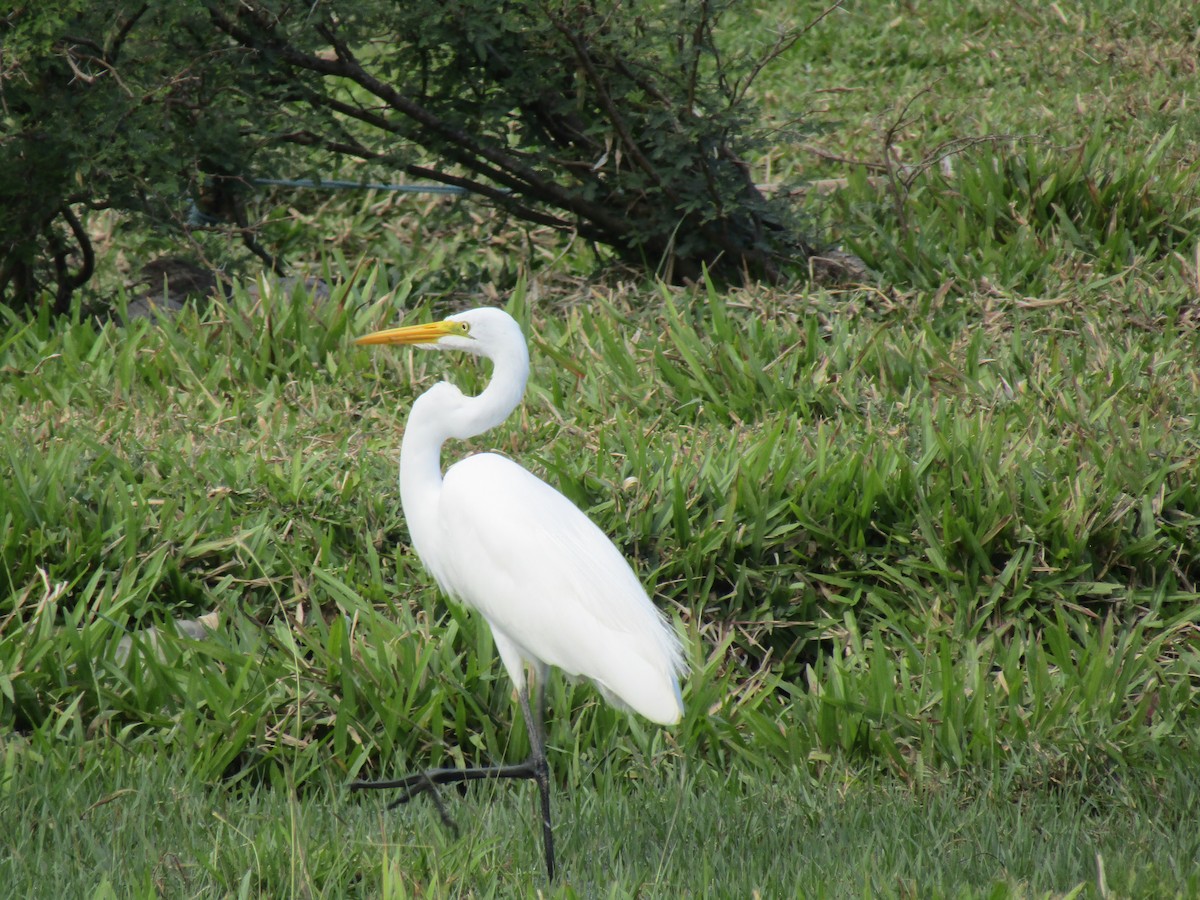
[754,0,1200,171]
[5,740,1200,897]
[4,276,1199,895]
[5,0,1200,895]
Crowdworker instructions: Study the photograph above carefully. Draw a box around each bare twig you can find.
[880,85,935,232]
[732,2,845,104]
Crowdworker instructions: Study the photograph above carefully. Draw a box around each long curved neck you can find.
[398,339,530,560]
[450,337,530,441]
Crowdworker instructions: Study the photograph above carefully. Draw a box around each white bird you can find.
[350,307,686,881]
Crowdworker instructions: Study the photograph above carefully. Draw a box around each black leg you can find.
[351,676,557,882]
[521,675,555,882]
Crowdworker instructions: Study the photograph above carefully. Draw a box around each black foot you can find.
[350,758,553,880]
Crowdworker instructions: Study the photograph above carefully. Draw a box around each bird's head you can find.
[355,307,523,360]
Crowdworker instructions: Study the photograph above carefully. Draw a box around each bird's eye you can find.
[457,322,471,335]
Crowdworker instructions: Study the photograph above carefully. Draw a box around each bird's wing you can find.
[430,452,684,722]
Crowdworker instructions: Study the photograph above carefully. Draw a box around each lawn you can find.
[3,0,1200,896]
[6,746,1200,896]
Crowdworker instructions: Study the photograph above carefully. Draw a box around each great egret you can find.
[350,307,685,881]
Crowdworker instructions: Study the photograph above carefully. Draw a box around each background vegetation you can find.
[4,0,1200,895]
[1,0,821,312]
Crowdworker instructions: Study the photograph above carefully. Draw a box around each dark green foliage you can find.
[0,4,288,310]
[1,1,819,314]
[208,0,816,281]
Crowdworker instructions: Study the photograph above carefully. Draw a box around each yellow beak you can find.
[355,320,458,346]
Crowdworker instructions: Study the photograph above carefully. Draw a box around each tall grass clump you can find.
[4,251,1200,797]
[832,129,1200,295]
[6,117,1200,791]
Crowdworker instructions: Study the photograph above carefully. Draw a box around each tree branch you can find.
[107,4,150,65]
[212,5,645,244]
[544,7,673,198]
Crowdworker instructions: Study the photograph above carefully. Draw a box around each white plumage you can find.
[351,306,685,881]
[435,452,685,724]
